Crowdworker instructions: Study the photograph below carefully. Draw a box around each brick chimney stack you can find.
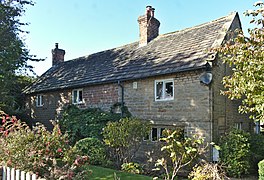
[52,43,65,66]
[137,6,160,47]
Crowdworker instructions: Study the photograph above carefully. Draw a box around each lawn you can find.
[88,165,153,180]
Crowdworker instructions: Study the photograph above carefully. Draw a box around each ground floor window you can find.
[144,127,169,142]
[234,122,242,130]
[144,126,185,142]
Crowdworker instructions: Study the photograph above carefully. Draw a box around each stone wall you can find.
[211,13,250,140]
[123,71,210,137]
[26,83,118,130]
[121,70,212,162]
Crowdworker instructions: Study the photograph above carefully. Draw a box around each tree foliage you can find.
[215,1,264,122]
[0,0,40,114]
[219,128,251,178]
[155,129,205,180]
[103,118,150,168]
[0,110,89,179]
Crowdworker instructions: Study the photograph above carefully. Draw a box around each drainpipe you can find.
[118,81,124,118]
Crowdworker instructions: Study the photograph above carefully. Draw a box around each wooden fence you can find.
[0,166,42,180]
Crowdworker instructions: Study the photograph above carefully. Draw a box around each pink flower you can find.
[57,148,62,153]
[2,116,6,124]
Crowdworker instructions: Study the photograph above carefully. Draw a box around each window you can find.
[155,79,174,101]
[36,94,43,107]
[72,89,83,104]
[144,127,166,142]
[234,122,242,130]
[144,127,184,142]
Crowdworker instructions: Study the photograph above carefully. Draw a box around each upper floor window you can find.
[72,89,83,104]
[36,94,43,107]
[155,79,174,101]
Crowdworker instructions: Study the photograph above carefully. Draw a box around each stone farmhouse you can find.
[24,6,250,160]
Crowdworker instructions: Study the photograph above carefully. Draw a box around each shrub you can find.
[121,162,143,174]
[250,133,264,172]
[74,137,107,165]
[58,105,121,145]
[219,128,250,178]
[259,159,264,180]
[155,129,206,180]
[0,111,89,179]
[103,117,151,168]
[188,161,226,180]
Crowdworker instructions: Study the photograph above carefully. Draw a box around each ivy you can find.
[58,105,120,145]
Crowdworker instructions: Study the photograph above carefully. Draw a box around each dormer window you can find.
[36,94,43,107]
[72,89,83,104]
[155,79,174,101]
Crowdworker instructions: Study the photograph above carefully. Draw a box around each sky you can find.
[21,0,256,76]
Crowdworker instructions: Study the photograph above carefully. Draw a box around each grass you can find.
[88,165,153,180]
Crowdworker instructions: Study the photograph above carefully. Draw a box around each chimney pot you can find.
[146,6,152,16]
[55,43,59,49]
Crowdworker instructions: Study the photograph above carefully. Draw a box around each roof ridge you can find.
[159,11,237,38]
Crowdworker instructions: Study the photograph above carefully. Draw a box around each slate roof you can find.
[24,12,240,94]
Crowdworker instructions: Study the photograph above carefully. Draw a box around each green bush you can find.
[58,105,121,145]
[74,137,107,165]
[250,133,264,172]
[219,128,250,178]
[0,111,89,179]
[155,129,205,180]
[121,162,143,174]
[259,159,264,180]
[188,161,226,180]
[103,117,150,168]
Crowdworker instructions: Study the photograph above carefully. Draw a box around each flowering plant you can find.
[0,110,89,179]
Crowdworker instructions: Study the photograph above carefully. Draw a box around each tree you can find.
[0,0,40,114]
[103,118,150,168]
[215,1,264,122]
[155,129,205,180]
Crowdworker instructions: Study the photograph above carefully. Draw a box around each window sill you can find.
[72,102,85,105]
[155,98,174,102]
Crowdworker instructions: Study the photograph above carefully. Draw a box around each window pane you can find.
[79,90,83,102]
[165,82,173,98]
[160,128,165,138]
[152,128,158,141]
[73,90,77,103]
[36,95,43,106]
[156,82,163,100]
[36,95,39,106]
[144,131,150,141]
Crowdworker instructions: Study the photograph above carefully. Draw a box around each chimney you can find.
[52,43,65,66]
[137,6,160,47]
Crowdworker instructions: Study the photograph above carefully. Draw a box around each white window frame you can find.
[155,79,174,101]
[36,94,43,107]
[234,122,242,130]
[144,127,166,142]
[72,89,84,104]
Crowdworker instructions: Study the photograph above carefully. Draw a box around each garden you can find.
[1,105,264,180]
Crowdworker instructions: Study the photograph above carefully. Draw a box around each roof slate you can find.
[24,12,239,94]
